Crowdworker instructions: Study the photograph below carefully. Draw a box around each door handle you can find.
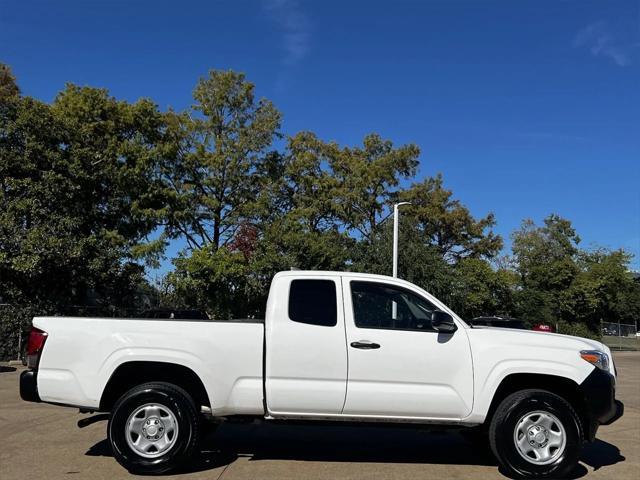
[350,341,381,350]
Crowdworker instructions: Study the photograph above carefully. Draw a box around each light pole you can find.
[392,202,412,278]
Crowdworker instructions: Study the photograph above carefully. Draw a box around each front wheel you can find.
[108,382,200,474]
[489,389,583,479]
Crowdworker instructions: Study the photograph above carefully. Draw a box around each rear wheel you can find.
[489,389,583,478]
[108,382,200,474]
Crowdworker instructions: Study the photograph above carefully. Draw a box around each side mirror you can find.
[431,310,457,333]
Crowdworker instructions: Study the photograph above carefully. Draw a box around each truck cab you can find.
[265,271,474,420]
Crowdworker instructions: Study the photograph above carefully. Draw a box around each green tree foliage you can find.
[511,215,639,333]
[163,121,422,317]
[399,175,503,261]
[354,179,510,321]
[0,83,165,309]
[0,63,20,100]
[353,219,454,298]
[155,70,282,250]
[329,134,420,240]
[449,258,519,321]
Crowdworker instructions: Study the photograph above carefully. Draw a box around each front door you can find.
[341,278,474,419]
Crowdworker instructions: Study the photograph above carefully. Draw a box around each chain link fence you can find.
[601,320,639,351]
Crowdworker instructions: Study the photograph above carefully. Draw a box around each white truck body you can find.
[22,270,623,477]
[31,271,608,423]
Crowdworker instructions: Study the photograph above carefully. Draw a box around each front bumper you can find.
[20,369,41,403]
[602,400,624,425]
[579,367,623,440]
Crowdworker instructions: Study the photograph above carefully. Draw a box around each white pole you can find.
[392,202,411,321]
[392,202,411,278]
[393,204,399,278]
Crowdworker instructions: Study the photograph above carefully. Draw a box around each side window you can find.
[288,279,337,327]
[350,281,438,331]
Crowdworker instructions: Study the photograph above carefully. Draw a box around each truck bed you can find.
[33,316,265,415]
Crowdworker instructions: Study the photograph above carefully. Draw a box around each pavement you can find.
[0,352,638,480]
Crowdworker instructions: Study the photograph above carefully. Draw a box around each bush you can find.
[556,320,599,340]
[0,304,41,361]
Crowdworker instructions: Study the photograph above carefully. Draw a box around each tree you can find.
[330,134,420,240]
[156,70,282,250]
[354,177,506,315]
[353,219,453,296]
[265,132,341,232]
[164,127,419,317]
[0,83,166,310]
[0,63,19,100]
[448,258,519,320]
[157,70,286,318]
[257,131,420,269]
[510,215,639,332]
[255,132,354,270]
[566,248,640,330]
[511,214,580,291]
[399,175,503,261]
[510,215,580,324]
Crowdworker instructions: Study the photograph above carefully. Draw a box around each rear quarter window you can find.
[288,279,337,327]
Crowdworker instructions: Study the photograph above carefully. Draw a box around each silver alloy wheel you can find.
[513,410,566,465]
[125,403,179,458]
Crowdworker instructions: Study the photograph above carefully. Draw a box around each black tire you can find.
[108,382,200,475]
[489,389,583,479]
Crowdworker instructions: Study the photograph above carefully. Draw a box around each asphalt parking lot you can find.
[1,352,638,480]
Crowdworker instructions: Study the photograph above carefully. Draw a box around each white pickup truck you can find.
[20,270,623,478]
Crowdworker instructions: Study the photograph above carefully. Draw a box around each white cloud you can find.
[573,21,636,67]
[264,0,311,66]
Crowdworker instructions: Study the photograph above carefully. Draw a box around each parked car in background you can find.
[139,308,209,320]
[471,317,555,333]
[533,323,555,333]
[20,271,623,478]
[469,316,528,330]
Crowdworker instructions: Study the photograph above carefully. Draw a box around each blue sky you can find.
[1,0,639,274]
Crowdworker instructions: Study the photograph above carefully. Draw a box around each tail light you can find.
[26,327,48,369]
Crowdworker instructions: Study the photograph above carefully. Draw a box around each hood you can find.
[466,325,616,384]
[468,325,605,352]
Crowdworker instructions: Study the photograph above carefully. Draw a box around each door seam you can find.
[339,275,350,414]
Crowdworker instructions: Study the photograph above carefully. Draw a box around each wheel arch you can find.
[100,361,211,412]
[483,373,589,438]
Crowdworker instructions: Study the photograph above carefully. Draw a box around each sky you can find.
[1,0,639,274]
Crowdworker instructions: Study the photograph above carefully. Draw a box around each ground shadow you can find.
[498,462,589,479]
[516,438,626,480]
[0,366,17,373]
[210,423,498,466]
[88,423,496,474]
[580,439,625,471]
[86,439,112,457]
[86,423,625,477]
[86,438,238,473]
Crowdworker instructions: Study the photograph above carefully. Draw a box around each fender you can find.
[96,347,215,408]
[466,360,591,423]
[464,327,596,424]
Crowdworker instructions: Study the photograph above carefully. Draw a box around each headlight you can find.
[580,350,610,371]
